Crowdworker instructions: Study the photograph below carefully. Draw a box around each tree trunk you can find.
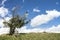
[9,27,15,35]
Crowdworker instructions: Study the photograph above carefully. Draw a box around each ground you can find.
[0,33,60,40]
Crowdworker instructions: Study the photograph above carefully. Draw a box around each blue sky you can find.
[0,0,60,34]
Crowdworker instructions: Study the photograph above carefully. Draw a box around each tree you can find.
[3,7,30,35]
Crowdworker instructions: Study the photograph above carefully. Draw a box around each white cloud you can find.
[1,0,7,6]
[0,7,9,17]
[18,26,44,33]
[0,6,10,28]
[0,0,8,17]
[33,8,40,12]
[0,28,9,35]
[0,17,11,28]
[46,25,60,33]
[0,18,4,27]
[18,26,30,33]
[0,26,44,35]
[0,25,60,35]
[31,9,60,27]
[18,25,60,33]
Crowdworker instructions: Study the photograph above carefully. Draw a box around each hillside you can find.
[0,33,60,40]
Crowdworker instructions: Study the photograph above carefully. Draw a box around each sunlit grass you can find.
[0,33,60,40]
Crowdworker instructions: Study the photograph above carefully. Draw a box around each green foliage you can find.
[0,33,60,40]
[3,7,30,35]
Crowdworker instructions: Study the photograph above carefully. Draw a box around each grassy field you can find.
[0,33,60,40]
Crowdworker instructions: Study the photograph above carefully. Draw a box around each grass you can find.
[0,33,60,40]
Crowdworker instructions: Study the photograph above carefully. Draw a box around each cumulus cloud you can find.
[0,26,44,35]
[31,9,60,27]
[33,8,40,12]
[18,26,44,33]
[0,28,9,35]
[0,25,60,35]
[0,0,10,28]
[0,6,10,28]
[46,25,60,33]
[0,7,9,17]
[0,7,10,27]
[18,26,30,33]
[0,0,8,17]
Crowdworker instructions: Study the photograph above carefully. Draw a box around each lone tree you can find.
[3,7,30,35]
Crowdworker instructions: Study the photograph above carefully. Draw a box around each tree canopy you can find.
[3,7,30,35]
